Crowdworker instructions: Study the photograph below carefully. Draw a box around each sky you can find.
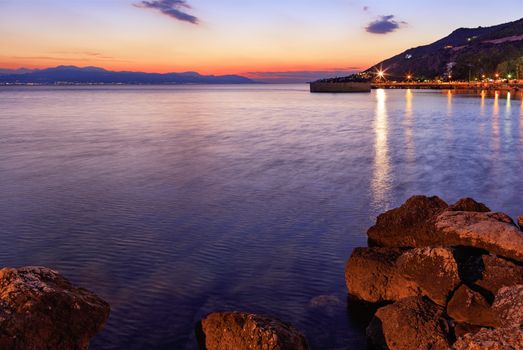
[1,0,522,82]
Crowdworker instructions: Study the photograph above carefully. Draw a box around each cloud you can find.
[363,6,370,12]
[365,15,405,34]
[135,0,199,24]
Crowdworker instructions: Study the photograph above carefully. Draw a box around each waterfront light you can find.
[508,74,512,79]
[378,71,384,78]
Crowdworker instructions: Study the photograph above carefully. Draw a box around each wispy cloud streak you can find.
[135,0,199,24]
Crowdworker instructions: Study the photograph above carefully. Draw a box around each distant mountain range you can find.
[0,66,254,85]
[366,17,523,80]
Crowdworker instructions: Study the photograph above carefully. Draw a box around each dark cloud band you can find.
[135,0,199,24]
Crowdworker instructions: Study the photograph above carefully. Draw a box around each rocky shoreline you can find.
[196,196,523,350]
[1,195,521,349]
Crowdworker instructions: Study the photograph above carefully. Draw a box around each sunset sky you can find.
[1,0,522,81]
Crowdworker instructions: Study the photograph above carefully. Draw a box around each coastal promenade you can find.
[372,81,523,91]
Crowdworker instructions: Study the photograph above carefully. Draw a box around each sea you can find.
[1,85,522,349]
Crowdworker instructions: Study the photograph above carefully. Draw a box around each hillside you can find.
[0,66,254,85]
[366,17,523,81]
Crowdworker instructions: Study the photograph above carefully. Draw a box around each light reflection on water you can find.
[0,85,522,350]
[371,89,391,208]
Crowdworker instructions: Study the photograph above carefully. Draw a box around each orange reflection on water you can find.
[480,90,486,117]
[371,89,391,207]
[404,89,415,162]
[492,91,500,153]
[446,90,453,116]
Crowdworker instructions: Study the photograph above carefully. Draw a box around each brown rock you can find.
[396,247,461,305]
[0,266,110,350]
[492,285,523,328]
[453,327,523,350]
[447,198,491,213]
[344,247,420,303]
[366,297,451,350]
[453,323,484,339]
[475,255,523,296]
[435,211,523,262]
[367,195,448,247]
[198,311,308,350]
[518,215,523,231]
[447,285,498,327]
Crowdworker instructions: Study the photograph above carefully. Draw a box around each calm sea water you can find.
[1,85,522,349]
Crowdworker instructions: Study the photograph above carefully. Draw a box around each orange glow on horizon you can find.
[0,59,370,76]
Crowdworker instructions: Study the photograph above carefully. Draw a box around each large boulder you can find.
[396,247,461,305]
[345,247,420,303]
[492,285,523,328]
[367,195,448,247]
[446,285,498,327]
[197,311,308,350]
[0,266,110,350]
[453,327,523,350]
[435,211,523,262]
[475,255,523,296]
[366,297,451,350]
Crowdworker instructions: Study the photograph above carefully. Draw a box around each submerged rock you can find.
[366,297,451,350]
[446,285,498,328]
[0,266,110,350]
[344,247,419,303]
[453,327,523,350]
[197,311,308,350]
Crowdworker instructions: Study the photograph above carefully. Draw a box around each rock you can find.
[447,198,491,213]
[366,297,451,350]
[345,247,420,303]
[518,215,523,231]
[0,266,110,350]
[475,255,523,297]
[367,195,448,247]
[453,323,484,339]
[492,285,523,328]
[396,247,461,305]
[453,327,523,350]
[447,285,498,327]
[308,295,341,308]
[367,196,523,262]
[197,311,308,350]
[435,211,523,262]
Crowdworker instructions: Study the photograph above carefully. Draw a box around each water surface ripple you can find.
[1,85,522,349]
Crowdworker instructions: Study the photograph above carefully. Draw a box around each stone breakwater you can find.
[0,266,109,350]
[196,196,523,350]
